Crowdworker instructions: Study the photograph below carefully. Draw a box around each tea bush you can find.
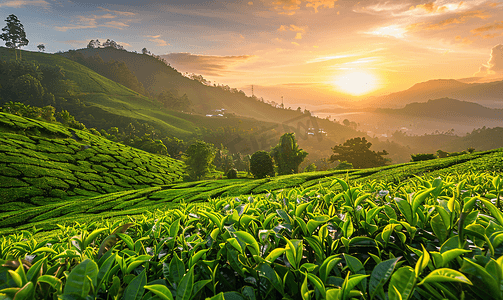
[2,173,503,299]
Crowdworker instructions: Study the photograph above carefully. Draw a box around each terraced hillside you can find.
[0,47,279,139]
[1,109,502,236]
[0,112,184,213]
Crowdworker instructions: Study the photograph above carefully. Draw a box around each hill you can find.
[363,79,503,108]
[376,98,503,120]
[0,112,184,213]
[1,111,503,235]
[62,48,352,126]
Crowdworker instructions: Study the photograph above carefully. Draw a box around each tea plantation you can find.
[2,114,503,299]
[0,112,184,212]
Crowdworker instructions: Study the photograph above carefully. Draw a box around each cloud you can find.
[454,35,473,45]
[54,8,135,32]
[277,24,305,32]
[97,6,135,17]
[366,24,407,38]
[407,10,491,31]
[0,0,49,8]
[295,32,302,39]
[353,1,410,15]
[475,44,503,76]
[410,2,448,13]
[263,0,337,15]
[471,21,503,37]
[146,35,169,46]
[291,41,300,45]
[161,53,255,76]
[103,21,129,29]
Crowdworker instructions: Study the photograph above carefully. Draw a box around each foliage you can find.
[329,137,389,169]
[3,173,503,299]
[65,51,146,95]
[0,112,184,209]
[334,161,353,170]
[304,163,317,172]
[183,140,216,181]
[250,150,275,179]
[36,44,45,52]
[226,168,238,179]
[270,133,308,175]
[156,89,191,111]
[411,153,437,162]
[0,14,28,60]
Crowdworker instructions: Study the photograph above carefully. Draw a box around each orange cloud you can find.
[264,0,337,15]
[410,2,448,13]
[277,24,306,32]
[471,21,503,35]
[455,35,473,45]
[161,53,254,76]
[295,33,302,39]
[408,10,490,31]
[475,44,503,76]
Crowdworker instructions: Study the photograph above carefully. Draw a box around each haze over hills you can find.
[360,79,503,109]
[376,98,503,120]
[62,48,325,125]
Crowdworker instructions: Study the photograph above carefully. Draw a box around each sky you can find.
[1,0,503,107]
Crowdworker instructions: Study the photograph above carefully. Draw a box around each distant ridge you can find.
[376,98,503,120]
[363,78,503,108]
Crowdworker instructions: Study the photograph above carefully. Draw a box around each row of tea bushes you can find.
[0,112,184,210]
[1,172,503,299]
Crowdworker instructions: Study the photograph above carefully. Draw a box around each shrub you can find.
[226,168,238,179]
[303,163,317,172]
[250,150,274,179]
[334,160,353,170]
[411,153,436,162]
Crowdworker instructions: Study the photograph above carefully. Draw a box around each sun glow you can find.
[333,71,379,96]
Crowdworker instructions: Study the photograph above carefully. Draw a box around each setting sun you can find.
[333,71,379,96]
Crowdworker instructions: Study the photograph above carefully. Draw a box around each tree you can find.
[270,133,308,175]
[1,14,29,60]
[250,151,274,179]
[37,44,45,52]
[142,47,149,55]
[329,137,389,169]
[184,140,216,180]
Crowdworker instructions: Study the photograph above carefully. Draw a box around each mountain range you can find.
[375,98,503,120]
[362,79,503,109]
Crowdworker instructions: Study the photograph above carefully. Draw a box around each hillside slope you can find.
[376,98,503,120]
[0,112,184,211]
[1,109,502,235]
[0,47,283,141]
[363,79,503,108]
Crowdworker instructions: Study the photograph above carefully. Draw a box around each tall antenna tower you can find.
[251,85,254,97]
[281,96,284,108]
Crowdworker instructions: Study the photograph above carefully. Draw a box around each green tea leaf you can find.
[418,268,472,285]
[234,231,260,256]
[169,253,185,286]
[38,275,62,294]
[123,268,146,300]
[63,259,98,298]
[177,266,194,300]
[369,257,400,300]
[389,266,415,300]
[144,284,174,300]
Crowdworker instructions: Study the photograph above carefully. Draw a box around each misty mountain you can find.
[364,79,503,108]
[376,98,503,120]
